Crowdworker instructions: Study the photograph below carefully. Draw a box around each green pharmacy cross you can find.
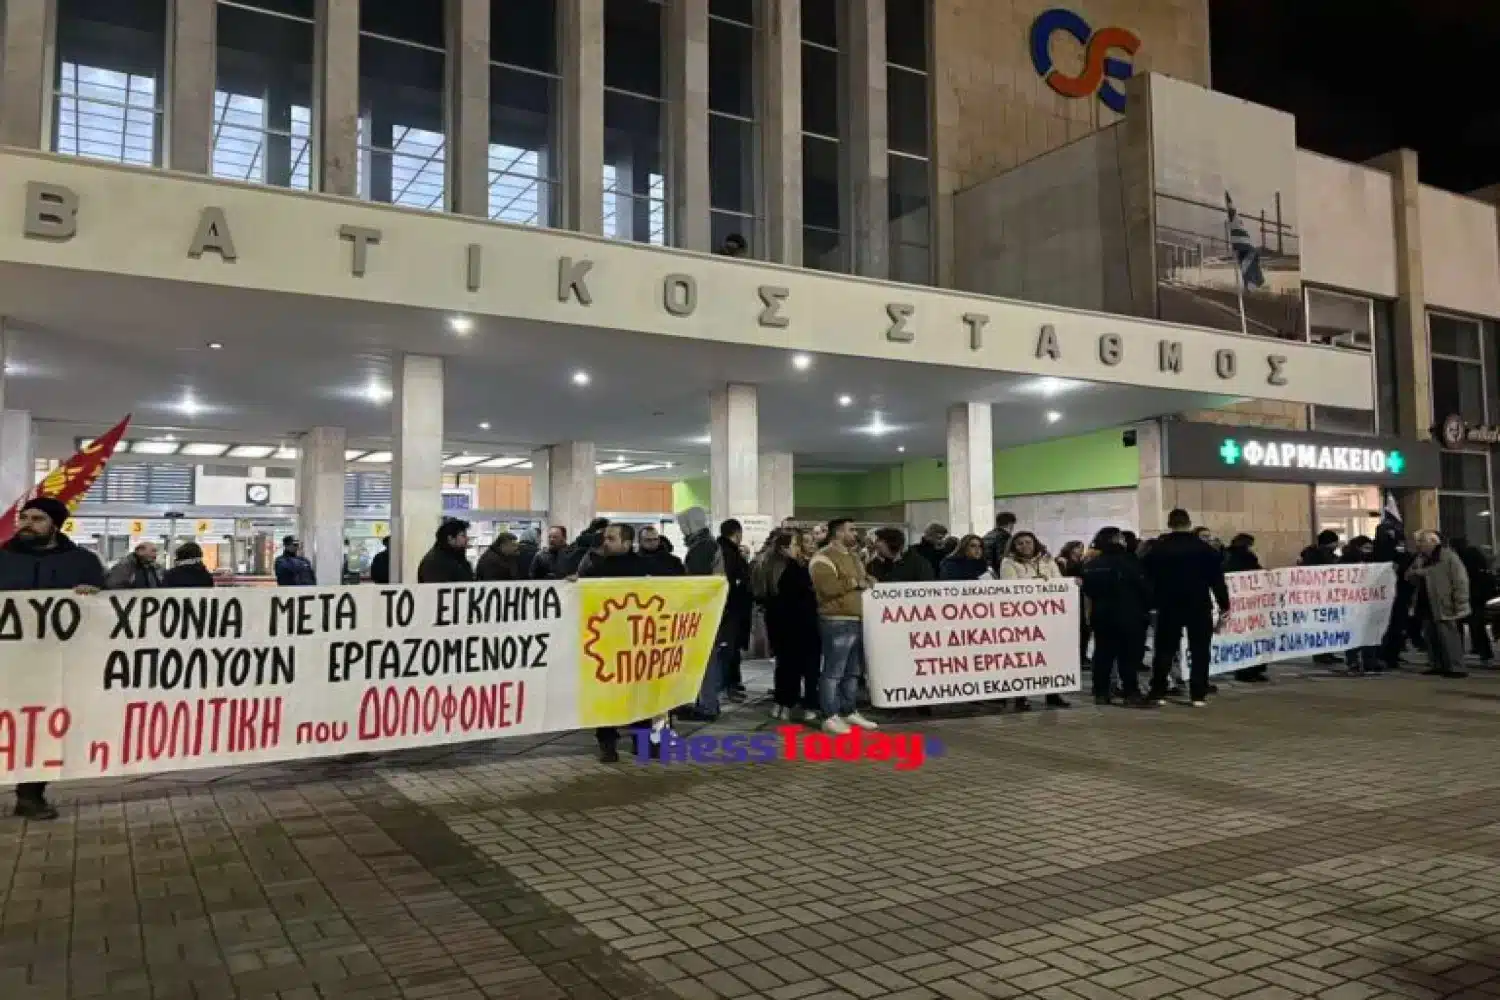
[1218,439,1241,465]
[1387,450,1405,475]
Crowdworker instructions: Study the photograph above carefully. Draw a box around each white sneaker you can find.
[1191,700,1207,708]
[844,711,879,731]
[821,716,852,735]
[768,705,786,721]
[801,709,820,724]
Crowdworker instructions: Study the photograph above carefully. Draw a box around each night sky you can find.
[1210,0,1500,193]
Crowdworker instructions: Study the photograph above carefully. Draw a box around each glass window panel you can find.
[1441,452,1489,493]
[53,0,167,166]
[885,0,928,71]
[710,0,754,25]
[709,18,754,117]
[489,65,558,226]
[887,66,929,156]
[604,0,663,96]
[1440,493,1492,549]
[801,0,840,47]
[711,210,753,256]
[359,0,443,48]
[888,154,929,241]
[1307,288,1373,350]
[231,0,314,17]
[358,34,446,209]
[1311,405,1376,436]
[801,44,840,137]
[1432,357,1486,425]
[1375,297,1398,435]
[213,2,314,188]
[603,91,665,244]
[492,0,556,73]
[1431,312,1481,359]
[709,114,755,214]
[803,226,845,273]
[891,242,931,285]
[802,134,841,231]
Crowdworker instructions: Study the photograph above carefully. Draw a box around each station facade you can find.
[0,0,1490,577]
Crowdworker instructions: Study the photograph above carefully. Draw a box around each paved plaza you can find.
[5,663,1500,1000]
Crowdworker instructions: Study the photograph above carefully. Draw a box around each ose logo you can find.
[1029,8,1140,114]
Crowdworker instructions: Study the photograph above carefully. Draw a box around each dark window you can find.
[885,0,928,71]
[709,114,755,215]
[213,1,315,189]
[803,134,842,231]
[803,226,845,273]
[1431,312,1481,359]
[889,154,930,284]
[53,0,168,166]
[1310,406,1376,436]
[887,66,929,157]
[801,0,840,47]
[1441,452,1489,493]
[359,0,443,48]
[1432,356,1486,425]
[490,64,558,225]
[230,0,313,16]
[801,45,840,137]
[1439,493,1491,548]
[710,0,753,24]
[358,33,446,208]
[1375,297,1398,434]
[603,90,666,244]
[491,0,557,74]
[604,0,663,96]
[709,17,754,117]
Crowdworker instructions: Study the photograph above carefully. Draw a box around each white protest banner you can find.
[0,577,725,783]
[864,580,1081,708]
[1209,563,1396,675]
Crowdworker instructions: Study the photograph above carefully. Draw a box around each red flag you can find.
[0,414,131,545]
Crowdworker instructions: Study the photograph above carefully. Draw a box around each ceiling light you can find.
[344,449,367,461]
[443,454,486,467]
[859,413,892,437]
[365,381,392,404]
[595,461,630,473]
[132,440,180,455]
[618,463,665,474]
[207,341,223,350]
[177,396,202,417]
[1046,410,1063,424]
[448,315,474,335]
[273,446,298,461]
[665,462,675,469]
[615,454,626,462]
[228,445,276,459]
[180,442,230,457]
[478,421,491,430]
[690,434,711,446]
[518,460,533,469]
[898,446,906,453]
[572,370,591,386]
[838,394,853,407]
[162,433,176,442]
[792,353,813,370]
[477,456,527,469]
[1021,376,1081,398]
[357,451,393,464]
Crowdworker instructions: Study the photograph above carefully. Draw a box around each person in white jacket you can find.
[999,531,1070,709]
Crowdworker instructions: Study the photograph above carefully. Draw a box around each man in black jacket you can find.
[530,525,569,579]
[1081,526,1150,706]
[416,519,475,583]
[0,497,105,820]
[1301,530,1342,664]
[1143,509,1230,706]
[636,526,685,575]
[912,524,949,577]
[869,527,936,583]
[475,532,522,581]
[369,536,391,584]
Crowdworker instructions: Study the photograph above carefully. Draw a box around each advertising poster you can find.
[864,580,1082,708]
[0,578,725,783]
[1210,564,1396,674]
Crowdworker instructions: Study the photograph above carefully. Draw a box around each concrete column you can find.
[446,0,490,216]
[846,0,888,279]
[761,0,801,265]
[391,355,445,583]
[1370,148,1438,532]
[0,411,36,512]
[946,403,993,539]
[710,384,758,520]
[297,427,347,586]
[0,0,53,149]
[666,0,710,250]
[531,442,595,537]
[560,0,604,234]
[758,452,795,524]
[166,0,215,173]
[315,0,360,197]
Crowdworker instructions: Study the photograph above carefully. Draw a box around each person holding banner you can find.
[581,522,665,761]
[0,497,105,820]
[1000,532,1070,710]
[1144,509,1230,707]
[417,519,476,583]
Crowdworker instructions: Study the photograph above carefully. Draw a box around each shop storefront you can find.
[1160,421,1441,545]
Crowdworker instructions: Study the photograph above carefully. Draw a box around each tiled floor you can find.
[6,661,1500,1000]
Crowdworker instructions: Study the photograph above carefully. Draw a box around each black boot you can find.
[13,795,58,821]
[1045,694,1070,709]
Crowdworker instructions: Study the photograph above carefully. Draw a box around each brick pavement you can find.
[5,664,1500,999]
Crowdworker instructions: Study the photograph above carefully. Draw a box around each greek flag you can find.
[1382,491,1403,528]
[1224,192,1265,289]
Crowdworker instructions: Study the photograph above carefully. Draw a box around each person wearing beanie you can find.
[417,518,475,583]
[163,541,216,588]
[0,496,105,821]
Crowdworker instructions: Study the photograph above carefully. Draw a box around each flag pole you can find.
[1226,212,1249,336]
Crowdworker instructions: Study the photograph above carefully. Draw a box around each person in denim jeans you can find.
[808,518,879,735]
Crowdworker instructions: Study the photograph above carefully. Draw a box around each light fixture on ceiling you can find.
[448,315,475,335]
[615,454,626,462]
[206,341,223,350]
[690,434,711,445]
[344,449,367,461]
[1045,410,1063,424]
[273,446,298,461]
[838,394,853,407]
[1021,376,1080,398]
[595,461,630,473]
[443,454,486,467]
[132,440,180,455]
[180,442,230,457]
[478,421,491,430]
[365,380,392,404]
[898,446,906,453]
[859,413,892,437]
[477,456,527,469]
[791,353,813,371]
[228,444,276,459]
[618,463,665,474]
[571,370,591,386]
[665,462,675,469]
[176,395,203,417]
[162,433,176,442]
[357,451,393,464]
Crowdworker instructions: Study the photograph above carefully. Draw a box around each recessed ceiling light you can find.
[206,341,223,350]
[478,421,491,430]
[690,434,711,445]
[177,396,202,417]
[365,381,391,404]
[572,370,591,386]
[477,456,527,469]
[1021,376,1080,398]
[595,461,630,473]
[858,413,894,437]
[344,449,367,461]
[162,433,176,442]
[357,451,393,464]
[132,440,179,455]
[792,353,812,370]
[615,454,626,462]
[1046,410,1063,424]
[228,444,276,459]
[448,315,474,335]
[180,442,230,457]
[443,454,486,467]
[838,394,853,407]
[665,462,674,469]
[273,446,298,460]
[898,446,906,453]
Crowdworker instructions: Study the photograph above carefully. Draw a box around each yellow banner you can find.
[576,577,727,727]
